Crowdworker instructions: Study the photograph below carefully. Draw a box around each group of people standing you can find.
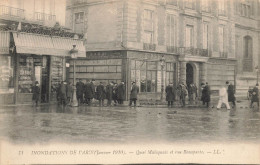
[75,79,126,107]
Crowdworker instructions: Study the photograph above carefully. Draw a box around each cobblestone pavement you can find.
[0,100,259,144]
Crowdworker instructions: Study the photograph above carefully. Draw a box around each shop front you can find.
[1,31,85,105]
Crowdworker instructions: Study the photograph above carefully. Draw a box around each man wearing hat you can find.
[106,81,113,106]
[129,81,139,107]
[85,79,95,106]
[117,81,125,105]
[251,83,259,109]
[226,81,236,107]
[32,81,40,107]
[76,79,84,105]
[96,81,106,106]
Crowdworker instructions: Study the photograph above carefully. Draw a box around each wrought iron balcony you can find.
[201,5,211,12]
[219,52,228,58]
[34,12,56,22]
[166,46,178,53]
[143,43,156,51]
[0,5,25,19]
[178,47,210,57]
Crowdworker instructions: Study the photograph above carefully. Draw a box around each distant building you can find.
[66,0,260,100]
[0,0,85,104]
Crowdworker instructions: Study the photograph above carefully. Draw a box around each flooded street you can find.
[0,102,259,144]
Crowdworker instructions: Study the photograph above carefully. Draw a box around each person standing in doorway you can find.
[96,82,106,106]
[226,81,236,107]
[250,83,259,109]
[165,82,175,108]
[106,82,113,106]
[32,81,40,107]
[217,85,230,110]
[76,79,84,105]
[117,81,125,105]
[129,81,139,107]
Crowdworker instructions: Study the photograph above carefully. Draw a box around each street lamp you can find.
[255,66,259,84]
[160,55,166,101]
[70,45,78,107]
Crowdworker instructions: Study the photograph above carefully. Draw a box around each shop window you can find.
[0,56,14,94]
[51,56,63,94]
[166,63,175,85]
[18,56,34,93]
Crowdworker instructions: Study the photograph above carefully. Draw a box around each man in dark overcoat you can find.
[129,82,139,107]
[165,82,175,107]
[85,79,95,106]
[117,81,125,105]
[250,83,259,109]
[66,82,73,105]
[201,82,211,108]
[96,82,106,106]
[106,82,113,106]
[32,81,40,107]
[226,81,236,107]
[60,81,67,107]
[76,79,84,105]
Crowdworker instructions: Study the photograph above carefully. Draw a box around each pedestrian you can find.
[187,83,194,105]
[193,83,198,104]
[76,79,84,105]
[106,82,113,106]
[32,81,40,107]
[96,82,106,106]
[217,85,230,110]
[201,82,211,108]
[129,81,139,107]
[117,81,125,105]
[180,83,188,107]
[112,82,118,106]
[165,82,175,108]
[85,79,95,106]
[250,83,259,109]
[226,81,236,107]
[56,81,61,105]
[60,81,67,107]
[66,82,73,105]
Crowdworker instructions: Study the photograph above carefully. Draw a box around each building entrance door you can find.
[186,63,194,85]
[41,56,50,103]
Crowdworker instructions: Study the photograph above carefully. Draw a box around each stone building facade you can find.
[66,0,259,100]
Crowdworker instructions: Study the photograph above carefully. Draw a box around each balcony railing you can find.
[34,12,56,22]
[219,52,228,58]
[0,5,25,19]
[201,5,211,12]
[166,46,178,54]
[143,43,156,51]
[178,47,210,57]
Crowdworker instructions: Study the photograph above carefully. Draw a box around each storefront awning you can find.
[12,32,86,57]
[0,31,10,55]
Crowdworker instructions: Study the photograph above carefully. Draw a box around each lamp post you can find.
[160,55,166,101]
[255,66,259,84]
[70,45,78,107]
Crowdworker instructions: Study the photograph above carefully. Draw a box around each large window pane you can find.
[0,56,14,93]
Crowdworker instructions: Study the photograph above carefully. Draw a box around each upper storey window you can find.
[74,12,84,33]
[201,0,211,12]
[184,0,195,10]
[236,0,253,18]
[143,9,154,44]
[218,0,226,16]
[166,0,178,6]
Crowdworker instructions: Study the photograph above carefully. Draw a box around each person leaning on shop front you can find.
[117,81,125,105]
[165,82,175,108]
[76,79,84,105]
[96,82,106,106]
[106,82,113,106]
[129,81,139,107]
[32,81,40,107]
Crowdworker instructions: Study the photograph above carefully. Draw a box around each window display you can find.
[18,56,34,93]
[0,56,14,93]
[51,57,63,93]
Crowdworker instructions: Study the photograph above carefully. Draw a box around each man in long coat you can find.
[106,82,113,106]
[251,83,259,108]
[32,81,40,107]
[226,81,236,107]
[96,82,106,106]
[165,82,175,107]
[129,82,139,107]
[66,82,73,105]
[76,79,84,105]
[201,82,211,108]
[85,79,95,106]
[60,81,67,107]
[117,81,125,105]
[112,83,118,106]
